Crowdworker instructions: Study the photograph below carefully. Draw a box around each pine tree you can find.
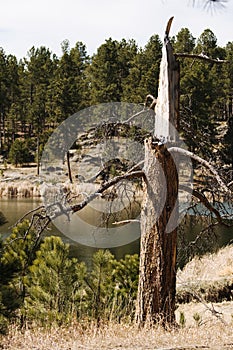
[122,35,162,103]
[8,139,31,166]
[0,220,39,325]
[85,250,115,322]
[24,236,86,326]
[0,49,10,152]
[88,38,137,104]
[111,254,139,320]
[178,29,227,159]
[46,40,90,124]
[222,41,233,169]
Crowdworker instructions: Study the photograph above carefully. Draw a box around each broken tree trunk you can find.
[136,17,180,326]
[136,139,178,326]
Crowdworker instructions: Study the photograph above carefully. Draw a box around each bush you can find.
[24,236,86,326]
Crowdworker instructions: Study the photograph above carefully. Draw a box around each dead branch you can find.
[180,184,232,226]
[168,147,231,195]
[144,94,157,109]
[175,53,227,64]
[112,219,140,225]
[71,170,145,213]
[165,16,174,38]
[10,205,45,228]
[123,109,147,124]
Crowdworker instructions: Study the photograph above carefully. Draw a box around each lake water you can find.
[0,198,232,266]
[0,198,140,265]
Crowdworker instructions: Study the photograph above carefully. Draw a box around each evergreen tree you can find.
[24,236,86,326]
[122,35,162,103]
[0,221,39,325]
[173,28,195,54]
[4,55,22,149]
[178,29,227,159]
[46,40,90,124]
[21,46,57,172]
[111,254,139,320]
[222,41,233,169]
[0,49,10,153]
[8,139,31,166]
[88,38,137,104]
[195,29,218,57]
[23,46,56,134]
[85,250,115,322]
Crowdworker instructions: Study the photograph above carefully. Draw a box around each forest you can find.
[0,23,233,343]
[0,27,232,168]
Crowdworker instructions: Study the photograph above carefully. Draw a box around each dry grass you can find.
[176,245,233,304]
[177,245,233,283]
[1,319,233,350]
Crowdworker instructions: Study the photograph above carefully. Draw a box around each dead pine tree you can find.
[135,17,180,327]
[135,16,230,327]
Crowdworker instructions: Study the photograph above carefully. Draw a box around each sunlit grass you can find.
[1,318,233,350]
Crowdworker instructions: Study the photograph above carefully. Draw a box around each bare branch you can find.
[112,219,140,225]
[144,94,157,110]
[71,170,145,213]
[124,109,147,124]
[175,53,227,64]
[11,205,45,228]
[180,184,232,226]
[168,147,231,195]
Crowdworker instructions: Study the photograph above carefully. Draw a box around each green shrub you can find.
[0,220,38,321]
[24,236,86,327]
[179,311,186,327]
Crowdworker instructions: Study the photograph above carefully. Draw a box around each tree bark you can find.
[136,138,178,326]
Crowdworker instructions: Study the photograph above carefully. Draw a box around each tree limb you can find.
[112,219,140,225]
[124,109,147,124]
[168,147,231,195]
[71,170,145,213]
[180,184,232,226]
[228,180,233,187]
[175,53,227,64]
[144,94,157,109]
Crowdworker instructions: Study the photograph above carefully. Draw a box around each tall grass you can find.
[1,318,233,350]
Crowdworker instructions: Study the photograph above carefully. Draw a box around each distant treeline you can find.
[0,28,232,167]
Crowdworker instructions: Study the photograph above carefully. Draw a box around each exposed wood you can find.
[145,94,157,109]
[165,16,174,38]
[154,17,180,141]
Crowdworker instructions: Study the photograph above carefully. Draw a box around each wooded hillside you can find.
[0,28,232,171]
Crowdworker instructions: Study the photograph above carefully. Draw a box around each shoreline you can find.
[0,166,41,198]
[0,165,41,198]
